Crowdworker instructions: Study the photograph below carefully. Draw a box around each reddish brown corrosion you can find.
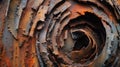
[0,0,120,67]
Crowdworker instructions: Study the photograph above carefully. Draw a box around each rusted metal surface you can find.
[7,0,21,39]
[0,0,120,67]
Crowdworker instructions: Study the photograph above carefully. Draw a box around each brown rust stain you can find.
[69,3,93,19]
[13,40,20,67]
[17,0,39,67]
[10,0,39,67]
[0,42,11,67]
[19,0,34,36]
[24,37,39,67]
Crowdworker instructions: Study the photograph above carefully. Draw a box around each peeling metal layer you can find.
[19,0,34,36]
[14,0,27,30]
[29,6,48,37]
[35,0,120,67]
[7,0,21,39]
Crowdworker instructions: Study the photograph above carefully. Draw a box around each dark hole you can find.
[70,12,106,54]
[72,31,89,50]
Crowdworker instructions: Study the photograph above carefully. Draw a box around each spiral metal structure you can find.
[0,0,120,67]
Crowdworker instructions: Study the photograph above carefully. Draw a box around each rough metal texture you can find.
[0,0,120,67]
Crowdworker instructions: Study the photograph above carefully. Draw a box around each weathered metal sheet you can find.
[0,0,11,67]
[0,0,120,67]
[14,0,27,30]
[32,0,44,10]
[7,0,21,39]
[29,6,48,37]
